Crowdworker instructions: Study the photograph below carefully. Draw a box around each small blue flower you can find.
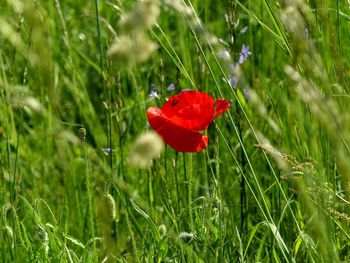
[149,83,159,99]
[238,44,252,65]
[149,90,159,99]
[103,147,111,155]
[167,83,175,91]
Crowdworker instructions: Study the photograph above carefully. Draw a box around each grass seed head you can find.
[158,224,167,238]
[107,32,157,64]
[105,194,117,220]
[128,130,164,169]
[179,231,196,243]
[2,225,14,249]
[119,0,160,32]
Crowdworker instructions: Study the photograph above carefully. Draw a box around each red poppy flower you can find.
[146,90,230,152]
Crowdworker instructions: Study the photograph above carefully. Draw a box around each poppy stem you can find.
[174,151,181,215]
[183,152,188,202]
[183,153,194,229]
[189,154,194,228]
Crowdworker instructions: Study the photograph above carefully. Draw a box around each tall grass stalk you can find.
[79,128,96,256]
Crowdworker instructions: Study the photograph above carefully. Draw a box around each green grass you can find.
[1,0,350,261]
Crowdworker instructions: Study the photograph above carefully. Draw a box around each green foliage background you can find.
[1,0,350,262]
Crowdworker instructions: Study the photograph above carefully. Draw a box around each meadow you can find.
[1,0,350,262]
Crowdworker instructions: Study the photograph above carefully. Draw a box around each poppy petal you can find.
[147,107,208,152]
[215,99,230,118]
[161,91,215,131]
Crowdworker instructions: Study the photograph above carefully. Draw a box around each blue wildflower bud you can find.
[238,44,252,65]
[167,83,175,91]
[103,148,111,155]
[229,73,238,90]
[149,90,159,99]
